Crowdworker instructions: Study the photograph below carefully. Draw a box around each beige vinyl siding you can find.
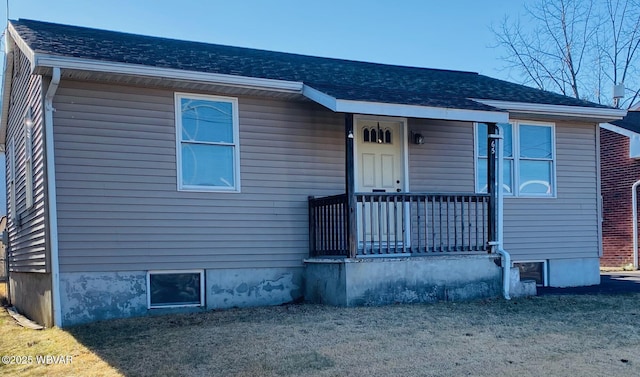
[503,121,600,260]
[53,81,344,273]
[407,118,599,261]
[5,50,49,272]
[408,118,475,192]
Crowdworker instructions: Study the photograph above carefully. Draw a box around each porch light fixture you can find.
[347,130,354,139]
[412,132,425,145]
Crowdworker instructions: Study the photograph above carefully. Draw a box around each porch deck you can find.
[309,192,490,258]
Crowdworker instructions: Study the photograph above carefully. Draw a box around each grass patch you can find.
[3,294,640,376]
[0,306,120,377]
[0,282,8,306]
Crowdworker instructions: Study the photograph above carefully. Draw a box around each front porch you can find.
[305,192,507,306]
[303,114,525,306]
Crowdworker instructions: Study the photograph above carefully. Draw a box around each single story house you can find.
[600,106,640,268]
[2,19,626,327]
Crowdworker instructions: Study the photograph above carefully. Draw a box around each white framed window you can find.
[147,270,205,309]
[24,122,34,210]
[475,121,556,197]
[175,93,240,192]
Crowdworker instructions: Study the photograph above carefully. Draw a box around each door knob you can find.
[396,188,402,193]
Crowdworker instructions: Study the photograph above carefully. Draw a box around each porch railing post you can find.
[487,122,500,253]
[308,196,316,257]
[345,113,357,258]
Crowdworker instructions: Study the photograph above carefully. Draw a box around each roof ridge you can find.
[11,18,479,76]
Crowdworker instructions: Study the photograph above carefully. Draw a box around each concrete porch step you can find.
[509,267,537,298]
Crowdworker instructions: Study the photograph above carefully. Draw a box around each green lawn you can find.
[2,294,640,376]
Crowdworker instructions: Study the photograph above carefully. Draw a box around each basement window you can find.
[514,261,547,286]
[147,270,205,308]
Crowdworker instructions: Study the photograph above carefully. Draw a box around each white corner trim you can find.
[33,54,304,93]
[472,98,627,121]
[304,85,509,123]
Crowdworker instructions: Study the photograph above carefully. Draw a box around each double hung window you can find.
[176,94,240,192]
[476,121,555,197]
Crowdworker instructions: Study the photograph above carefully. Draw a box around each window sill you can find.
[178,186,241,193]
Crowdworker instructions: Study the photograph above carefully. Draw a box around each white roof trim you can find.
[600,122,640,138]
[34,54,305,93]
[472,98,627,121]
[303,85,509,123]
[0,33,18,150]
[7,23,35,72]
[601,123,640,158]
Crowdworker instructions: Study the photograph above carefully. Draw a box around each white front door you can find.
[356,119,405,249]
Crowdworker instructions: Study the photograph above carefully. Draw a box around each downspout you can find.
[45,67,61,326]
[488,124,511,300]
[632,180,640,270]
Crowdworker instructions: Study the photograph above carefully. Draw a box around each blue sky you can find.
[5,1,529,79]
[0,1,531,214]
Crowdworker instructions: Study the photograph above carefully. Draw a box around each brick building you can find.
[600,109,640,268]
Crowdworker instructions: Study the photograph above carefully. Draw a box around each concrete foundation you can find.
[59,268,304,326]
[9,272,53,327]
[305,254,502,306]
[51,256,595,326]
[60,271,148,326]
[548,258,600,287]
[206,267,303,309]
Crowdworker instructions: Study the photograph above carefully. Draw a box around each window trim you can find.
[474,120,557,198]
[24,122,33,210]
[175,93,241,193]
[8,138,15,221]
[146,269,206,309]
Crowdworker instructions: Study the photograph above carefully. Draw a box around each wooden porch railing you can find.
[308,194,349,257]
[309,193,490,257]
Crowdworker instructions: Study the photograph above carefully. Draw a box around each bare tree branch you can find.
[493,0,640,106]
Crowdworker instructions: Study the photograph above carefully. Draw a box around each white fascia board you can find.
[303,85,509,123]
[33,54,304,93]
[473,98,627,122]
[7,23,36,72]
[302,85,338,111]
[600,122,640,138]
[0,29,21,152]
[600,122,640,158]
[0,50,12,150]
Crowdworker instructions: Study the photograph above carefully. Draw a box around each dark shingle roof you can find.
[11,19,611,111]
[611,111,640,133]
